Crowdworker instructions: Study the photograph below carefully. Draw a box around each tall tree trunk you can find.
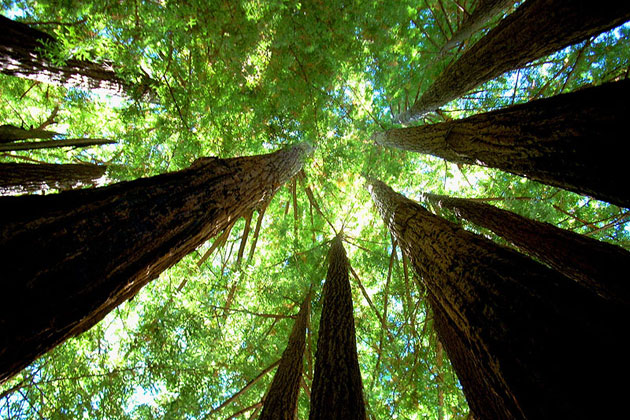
[378,80,630,208]
[441,0,517,53]
[367,179,628,419]
[0,137,116,152]
[0,124,57,143]
[398,0,630,122]
[309,237,366,420]
[422,192,630,304]
[0,162,106,193]
[0,143,312,385]
[0,15,155,100]
[259,294,310,420]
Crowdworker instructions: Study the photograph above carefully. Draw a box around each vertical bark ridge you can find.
[377,80,630,208]
[367,179,628,419]
[309,237,366,420]
[422,192,630,304]
[259,294,310,420]
[399,0,630,122]
[0,142,312,385]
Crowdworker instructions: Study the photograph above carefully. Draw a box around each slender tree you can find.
[0,137,116,152]
[259,294,310,420]
[309,236,366,420]
[377,80,630,208]
[0,15,155,99]
[422,192,630,304]
[0,124,57,143]
[0,142,312,385]
[398,0,630,122]
[367,179,628,419]
[0,162,106,193]
[440,0,517,53]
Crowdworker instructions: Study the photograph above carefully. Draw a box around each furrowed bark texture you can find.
[368,179,628,419]
[399,0,630,122]
[0,143,310,385]
[0,162,106,193]
[379,80,630,207]
[441,0,516,52]
[423,192,630,304]
[309,237,366,420]
[0,15,155,99]
[259,295,310,420]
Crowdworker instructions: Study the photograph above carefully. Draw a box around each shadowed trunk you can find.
[398,0,630,122]
[0,124,58,143]
[0,162,106,193]
[367,179,628,419]
[422,192,630,304]
[309,237,366,420]
[441,0,516,52]
[259,294,310,420]
[0,137,116,152]
[0,15,155,100]
[378,80,630,208]
[0,143,312,385]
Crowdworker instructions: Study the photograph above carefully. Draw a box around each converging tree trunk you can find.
[0,137,116,152]
[0,142,312,385]
[377,80,630,208]
[0,124,58,143]
[367,179,628,419]
[0,15,155,100]
[0,162,106,193]
[422,192,630,304]
[309,237,366,420]
[398,0,630,122]
[440,0,517,53]
[259,294,310,420]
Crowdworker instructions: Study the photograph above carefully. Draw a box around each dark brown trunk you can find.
[0,143,311,385]
[423,192,630,304]
[309,237,366,420]
[0,124,57,143]
[399,0,630,122]
[0,15,155,100]
[367,179,628,419]
[0,137,116,152]
[441,0,516,52]
[259,295,310,420]
[0,162,106,193]
[379,80,630,208]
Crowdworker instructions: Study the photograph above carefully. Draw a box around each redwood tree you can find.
[398,0,630,122]
[0,15,155,99]
[377,80,630,208]
[259,294,310,420]
[309,237,366,420]
[0,162,106,193]
[0,143,311,385]
[422,192,630,304]
[367,179,628,419]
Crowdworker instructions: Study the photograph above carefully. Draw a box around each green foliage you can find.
[1,1,629,419]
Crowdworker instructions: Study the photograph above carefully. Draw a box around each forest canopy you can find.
[1,0,629,418]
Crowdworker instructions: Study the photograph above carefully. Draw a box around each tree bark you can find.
[0,124,57,143]
[0,15,155,100]
[0,162,106,193]
[367,179,628,419]
[309,237,366,420]
[422,192,630,304]
[0,137,116,152]
[440,0,517,53]
[0,142,311,385]
[259,294,310,420]
[378,80,630,208]
[398,0,630,122]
